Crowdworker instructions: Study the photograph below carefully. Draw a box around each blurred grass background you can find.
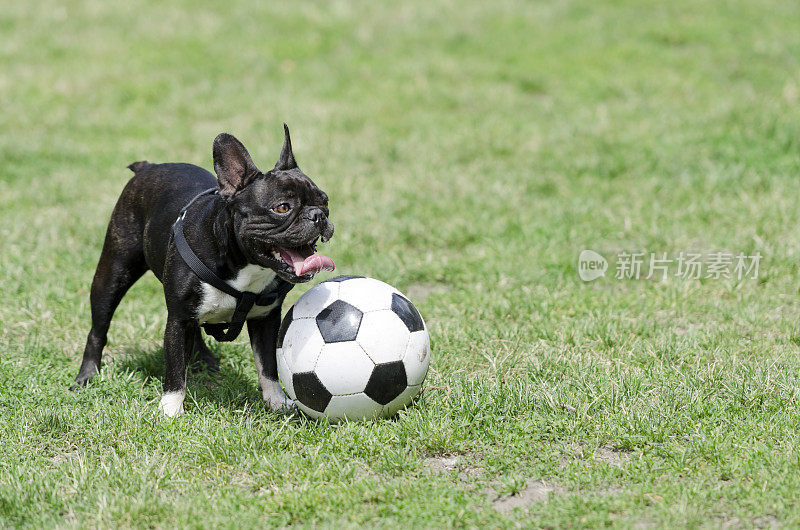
[1,0,800,527]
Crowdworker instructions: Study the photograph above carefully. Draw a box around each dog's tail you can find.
[127,160,150,173]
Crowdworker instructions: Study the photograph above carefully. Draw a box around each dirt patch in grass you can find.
[559,443,634,469]
[423,454,459,473]
[423,453,485,480]
[489,479,628,513]
[718,515,779,529]
[595,446,633,466]
[492,479,561,512]
[423,451,628,514]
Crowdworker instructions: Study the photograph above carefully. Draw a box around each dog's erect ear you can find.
[274,123,298,170]
[213,133,260,196]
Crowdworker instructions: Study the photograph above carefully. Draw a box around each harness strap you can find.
[173,216,241,299]
[170,187,295,342]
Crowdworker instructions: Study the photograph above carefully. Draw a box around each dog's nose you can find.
[308,207,325,226]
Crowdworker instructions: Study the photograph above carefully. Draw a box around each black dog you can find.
[72,126,334,416]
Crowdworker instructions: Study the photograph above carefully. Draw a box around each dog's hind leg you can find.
[72,222,147,390]
[190,328,219,372]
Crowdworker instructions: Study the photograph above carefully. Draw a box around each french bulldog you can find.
[71,125,334,417]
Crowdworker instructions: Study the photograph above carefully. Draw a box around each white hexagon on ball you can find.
[357,310,410,364]
[337,277,398,313]
[281,318,324,373]
[292,281,340,319]
[314,342,375,395]
[404,329,430,386]
[325,393,384,420]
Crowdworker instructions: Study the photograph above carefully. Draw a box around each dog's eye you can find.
[272,203,291,214]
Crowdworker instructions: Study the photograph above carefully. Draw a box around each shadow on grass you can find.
[115,343,267,414]
[113,343,408,425]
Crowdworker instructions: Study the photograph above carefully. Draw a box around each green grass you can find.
[1,0,800,527]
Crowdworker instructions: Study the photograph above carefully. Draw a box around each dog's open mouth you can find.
[272,245,335,277]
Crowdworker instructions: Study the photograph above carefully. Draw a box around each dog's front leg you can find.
[159,317,195,417]
[248,311,293,411]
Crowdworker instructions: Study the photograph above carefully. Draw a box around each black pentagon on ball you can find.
[277,306,293,348]
[316,300,362,343]
[292,372,332,412]
[364,361,407,405]
[391,293,424,332]
[323,275,365,283]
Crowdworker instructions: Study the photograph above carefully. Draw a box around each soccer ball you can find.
[276,275,431,421]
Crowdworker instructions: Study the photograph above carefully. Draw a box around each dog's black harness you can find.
[171,187,294,342]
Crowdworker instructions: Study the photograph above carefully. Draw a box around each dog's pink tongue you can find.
[278,247,335,276]
[297,254,335,276]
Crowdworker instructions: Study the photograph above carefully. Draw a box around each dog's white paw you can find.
[261,380,295,412]
[159,391,186,418]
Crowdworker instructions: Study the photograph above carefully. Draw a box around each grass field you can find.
[2,0,800,527]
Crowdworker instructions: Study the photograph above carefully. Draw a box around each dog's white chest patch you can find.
[197,264,280,324]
